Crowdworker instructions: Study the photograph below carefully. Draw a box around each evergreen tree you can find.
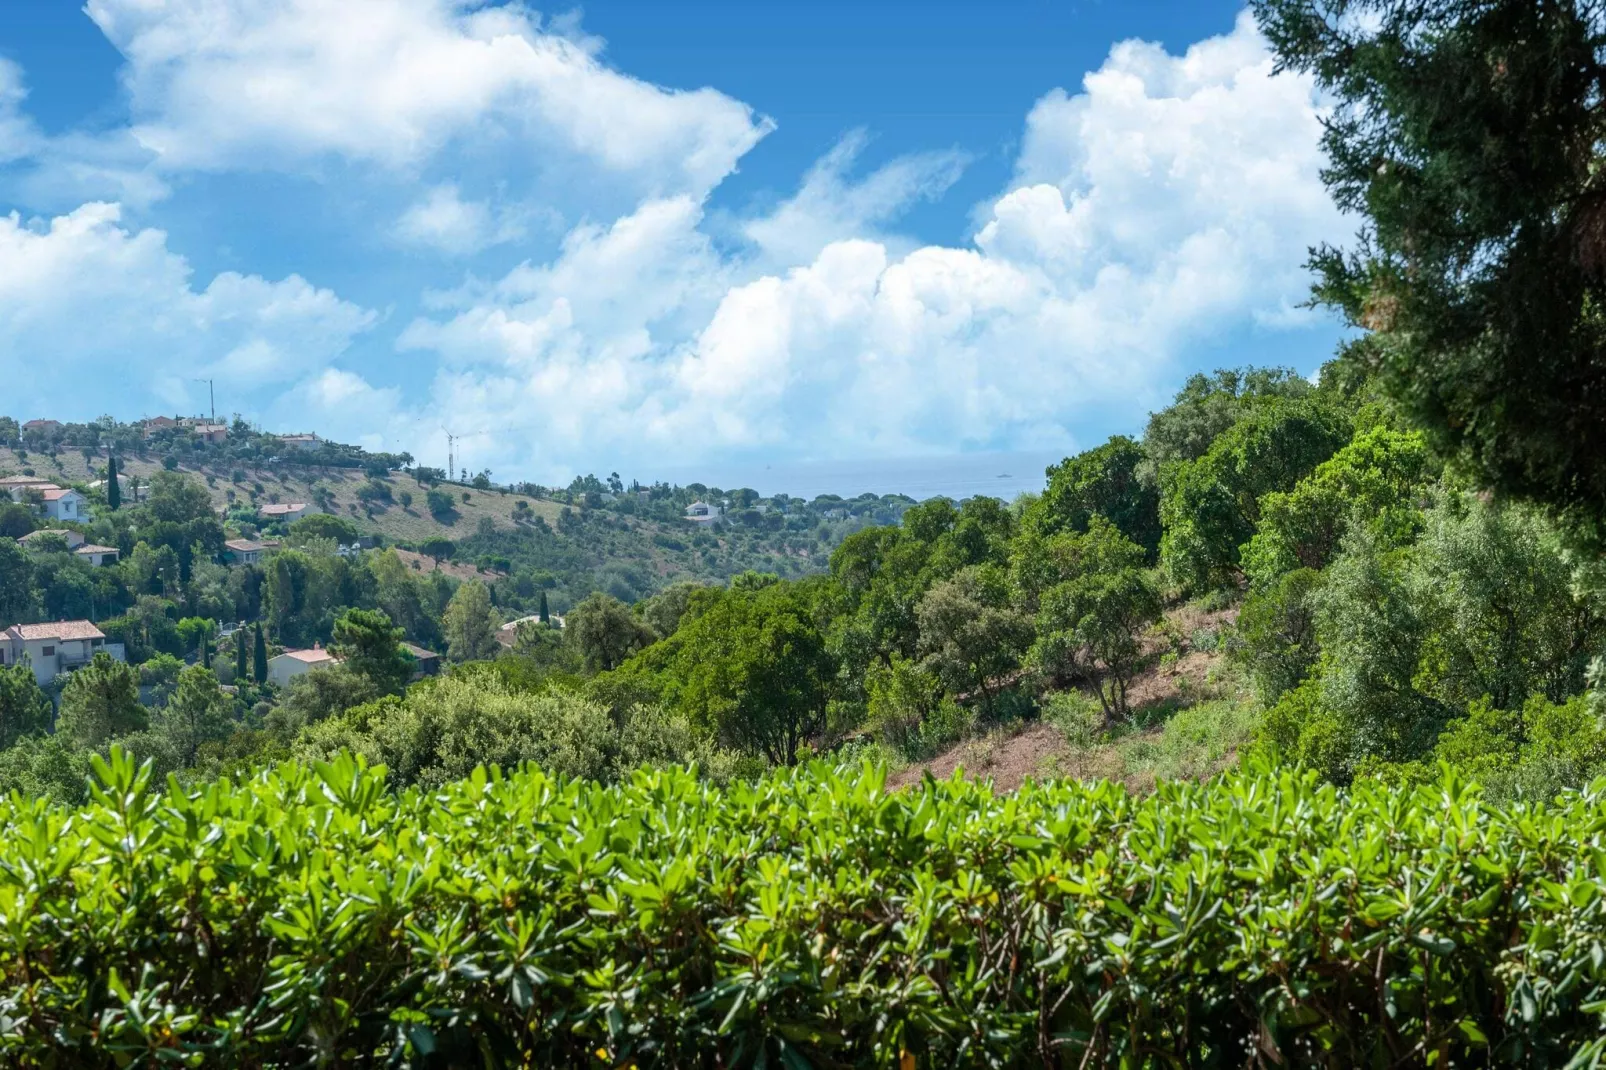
[235,631,248,683]
[329,608,413,695]
[158,666,232,768]
[1253,0,1606,542]
[253,622,268,685]
[105,455,120,511]
[442,581,500,663]
[0,661,50,750]
[538,590,550,625]
[56,654,146,748]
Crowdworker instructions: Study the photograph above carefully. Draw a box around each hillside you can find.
[0,440,892,612]
[885,601,1247,794]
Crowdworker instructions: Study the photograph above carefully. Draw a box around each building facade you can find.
[265,645,338,688]
[0,621,125,688]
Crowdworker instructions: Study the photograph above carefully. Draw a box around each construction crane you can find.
[434,421,521,484]
[192,379,216,423]
[440,428,458,483]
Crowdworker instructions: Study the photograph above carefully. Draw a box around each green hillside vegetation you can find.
[0,422,913,616]
[5,0,1606,1061]
[5,362,1602,809]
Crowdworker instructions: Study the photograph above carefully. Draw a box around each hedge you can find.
[4,752,1606,1066]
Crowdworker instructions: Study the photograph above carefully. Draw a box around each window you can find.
[41,646,54,657]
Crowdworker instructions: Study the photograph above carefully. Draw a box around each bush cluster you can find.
[7,753,1606,1066]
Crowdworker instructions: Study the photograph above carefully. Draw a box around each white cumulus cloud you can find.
[396,11,1343,482]
[86,0,772,200]
[0,202,376,419]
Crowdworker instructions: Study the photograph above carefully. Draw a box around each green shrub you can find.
[12,753,1606,1065]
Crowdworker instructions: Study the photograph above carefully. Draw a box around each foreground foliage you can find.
[8,753,1606,1066]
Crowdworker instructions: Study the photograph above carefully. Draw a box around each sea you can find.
[651,449,1067,503]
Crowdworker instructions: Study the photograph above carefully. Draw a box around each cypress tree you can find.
[538,590,550,625]
[105,455,121,510]
[253,622,268,685]
[235,630,248,682]
[202,635,211,670]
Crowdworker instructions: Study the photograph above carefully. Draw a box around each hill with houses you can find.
[0,413,914,617]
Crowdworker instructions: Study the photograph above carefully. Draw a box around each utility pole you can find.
[192,378,215,423]
[442,429,457,483]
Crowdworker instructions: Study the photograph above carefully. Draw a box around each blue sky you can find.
[0,0,1345,493]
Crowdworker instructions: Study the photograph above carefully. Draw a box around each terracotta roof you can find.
[225,538,269,552]
[402,642,440,661]
[278,648,338,665]
[0,476,51,487]
[5,621,105,642]
[39,487,80,501]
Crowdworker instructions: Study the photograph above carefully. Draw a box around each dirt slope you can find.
[886,603,1244,794]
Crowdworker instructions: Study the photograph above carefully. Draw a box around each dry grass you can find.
[886,598,1255,796]
[0,446,567,545]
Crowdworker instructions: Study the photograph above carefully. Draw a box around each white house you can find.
[0,621,125,687]
[278,434,320,451]
[0,476,52,495]
[258,503,308,523]
[11,484,92,523]
[74,544,120,567]
[17,529,85,551]
[266,644,339,688]
[224,538,276,565]
[40,486,89,523]
[685,501,723,526]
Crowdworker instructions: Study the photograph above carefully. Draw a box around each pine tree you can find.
[1253,0,1606,544]
[538,589,551,625]
[105,455,121,511]
[235,630,248,682]
[253,622,268,685]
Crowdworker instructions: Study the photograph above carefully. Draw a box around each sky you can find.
[0,0,1347,496]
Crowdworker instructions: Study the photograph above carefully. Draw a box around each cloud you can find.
[0,60,35,166]
[394,183,533,256]
[398,11,1343,482]
[269,368,410,453]
[0,202,375,419]
[86,0,772,199]
[741,131,969,266]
